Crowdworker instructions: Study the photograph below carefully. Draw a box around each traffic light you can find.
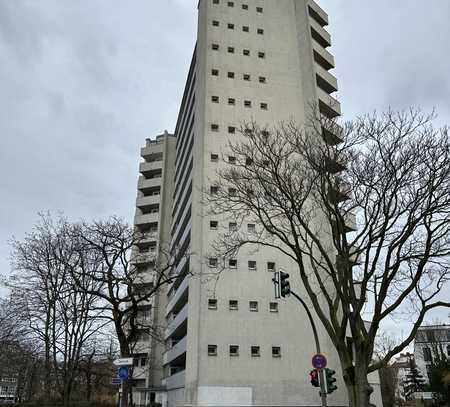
[280,271,290,297]
[309,369,319,387]
[325,368,337,394]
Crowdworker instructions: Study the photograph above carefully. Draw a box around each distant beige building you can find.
[130,1,381,406]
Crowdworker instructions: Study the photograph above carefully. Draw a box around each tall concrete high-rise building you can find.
[131,1,381,406]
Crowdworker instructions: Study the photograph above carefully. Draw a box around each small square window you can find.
[267,262,276,272]
[228,23,235,30]
[229,222,237,231]
[228,188,237,196]
[243,74,251,81]
[249,301,258,311]
[212,20,220,27]
[258,52,265,59]
[228,46,235,53]
[208,344,218,356]
[261,130,270,137]
[227,1,234,7]
[248,260,256,270]
[210,186,219,194]
[243,49,250,56]
[242,4,248,10]
[211,69,219,76]
[243,26,249,32]
[248,223,256,233]
[230,345,239,356]
[211,95,219,103]
[228,156,236,165]
[229,258,237,268]
[260,103,268,110]
[256,7,263,13]
[228,126,236,134]
[209,257,218,267]
[211,123,219,131]
[229,300,238,310]
[244,100,252,107]
[228,98,236,105]
[208,299,218,309]
[210,153,219,162]
[210,220,218,229]
[251,346,260,357]
[270,302,279,312]
[257,28,264,35]
[272,346,281,357]
[212,43,219,50]
[228,72,235,78]
[259,76,266,83]
[213,0,219,4]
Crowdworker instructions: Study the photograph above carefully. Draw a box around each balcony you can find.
[134,213,159,226]
[328,180,351,203]
[163,336,187,366]
[308,0,329,26]
[344,212,357,232]
[136,230,158,246]
[322,119,344,145]
[136,195,160,210]
[139,161,163,176]
[138,176,161,192]
[162,370,185,390]
[165,303,188,339]
[317,87,341,119]
[312,40,335,71]
[310,18,331,48]
[141,143,163,161]
[132,252,155,266]
[166,275,189,316]
[316,64,338,94]
[167,256,189,292]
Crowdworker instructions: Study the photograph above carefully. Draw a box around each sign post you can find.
[114,358,133,407]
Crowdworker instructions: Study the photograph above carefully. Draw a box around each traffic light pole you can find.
[290,290,328,407]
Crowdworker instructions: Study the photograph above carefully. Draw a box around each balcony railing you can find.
[163,335,187,365]
[310,18,331,48]
[317,87,341,119]
[308,0,329,27]
[312,40,335,71]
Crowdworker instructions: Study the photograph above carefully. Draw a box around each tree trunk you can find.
[344,360,373,407]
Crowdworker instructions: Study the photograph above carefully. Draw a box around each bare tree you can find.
[206,108,450,406]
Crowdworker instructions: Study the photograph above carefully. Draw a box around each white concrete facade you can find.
[134,1,382,406]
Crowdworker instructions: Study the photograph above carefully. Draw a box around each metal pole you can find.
[290,291,327,407]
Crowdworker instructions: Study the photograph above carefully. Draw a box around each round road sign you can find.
[118,366,129,380]
[312,353,327,370]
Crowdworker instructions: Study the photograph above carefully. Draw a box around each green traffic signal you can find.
[325,368,337,394]
[280,271,290,297]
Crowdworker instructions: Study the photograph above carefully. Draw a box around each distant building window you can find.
[250,301,258,311]
[228,98,236,105]
[270,302,279,312]
[213,0,219,4]
[208,298,218,309]
[446,345,450,356]
[256,7,263,13]
[257,28,264,35]
[212,69,219,76]
[209,257,218,268]
[229,222,237,231]
[227,1,234,7]
[272,346,281,357]
[242,4,248,10]
[211,123,219,131]
[244,100,252,107]
[251,346,260,357]
[211,95,219,103]
[228,46,235,53]
[230,345,239,356]
[212,20,220,26]
[208,344,218,356]
[258,51,265,59]
[141,357,147,366]
[260,102,268,110]
[259,76,266,83]
[423,347,432,362]
[210,153,219,162]
[228,23,235,30]
[212,43,219,50]
[228,72,235,78]
[243,26,249,32]
[228,156,236,165]
[210,220,218,229]
[267,262,276,272]
[248,223,256,233]
[243,74,251,81]
[229,258,237,268]
[210,186,219,194]
[228,188,237,196]
[245,157,254,166]
[248,260,257,271]
[228,126,236,134]
[229,300,238,310]
[243,49,250,56]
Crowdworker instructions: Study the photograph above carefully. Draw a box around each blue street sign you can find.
[118,366,129,380]
[312,353,327,370]
[111,378,122,385]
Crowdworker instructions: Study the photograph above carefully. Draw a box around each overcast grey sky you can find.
[1,1,449,327]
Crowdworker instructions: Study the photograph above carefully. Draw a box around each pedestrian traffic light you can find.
[309,369,319,387]
[325,368,337,394]
[280,271,290,297]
